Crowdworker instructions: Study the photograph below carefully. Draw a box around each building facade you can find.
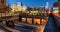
[58,0,60,14]
[0,0,6,9]
[53,0,60,14]
[0,0,6,12]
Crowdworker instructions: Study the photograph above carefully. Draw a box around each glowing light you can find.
[34,18,40,24]
[53,7,59,14]
[22,4,27,11]
[41,19,46,25]
[53,10,59,13]
[27,18,32,24]
[22,17,26,22]
[45,2,49,8]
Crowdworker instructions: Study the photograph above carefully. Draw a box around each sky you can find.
[7,0,58,8]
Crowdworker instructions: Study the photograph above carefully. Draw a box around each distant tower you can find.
[45,2,49,9]
[23,4,27,11]
[45,2,51,12]
[17,1,23,6]
[0,0,6,9]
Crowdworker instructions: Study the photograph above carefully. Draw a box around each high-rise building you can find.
[0,0,6,9]
[45,2,50,13]
[17,2,23,7]
[22,4,27,11]
[31,6,36,11]
[40,6,45,13]
[45,2,49,9]
[53,0,60,14]
[58,0,60,14]
[0,0,6,12]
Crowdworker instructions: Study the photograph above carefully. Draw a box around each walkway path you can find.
[44,14,57,32]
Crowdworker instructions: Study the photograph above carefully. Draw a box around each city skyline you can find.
[7,0,58,8]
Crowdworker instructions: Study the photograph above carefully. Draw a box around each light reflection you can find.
[41,19,46,25]
[27,18,32,24]
[34,18,40,25]
[22,17,26,22]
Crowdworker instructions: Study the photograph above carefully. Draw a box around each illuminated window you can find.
[27,18,32,24]
[41,19,46,25]
[53,7,59,13]
[34,18,40,25]
[22,17,26,23]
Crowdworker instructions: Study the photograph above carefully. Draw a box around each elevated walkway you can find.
[44,14,57,32]
[53,14,60,32]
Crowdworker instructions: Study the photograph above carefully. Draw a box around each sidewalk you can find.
[0,30,4,32]
[0,26,6,32]
[0,22,32,32]
[0,25,11,32]
[44,14,57,32]
[0,23,20,32]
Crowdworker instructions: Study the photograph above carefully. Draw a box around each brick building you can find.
[0,0,6,12]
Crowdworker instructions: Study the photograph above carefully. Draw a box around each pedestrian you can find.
[6,20,9,26]
[9,20,15,27]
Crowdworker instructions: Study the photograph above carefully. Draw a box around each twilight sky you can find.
[7,0,58,8]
